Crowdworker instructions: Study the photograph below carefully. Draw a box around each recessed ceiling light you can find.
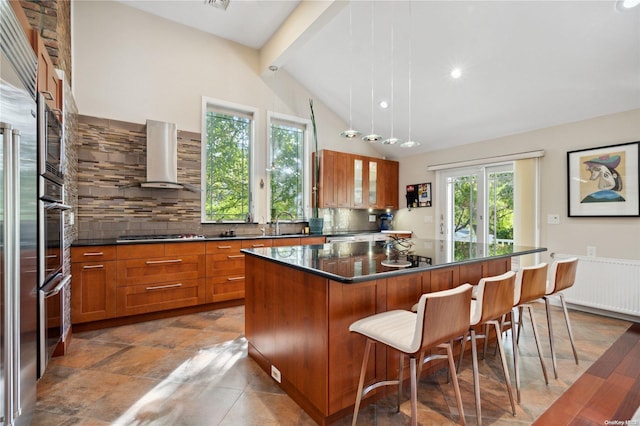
[451,68,462,79]
[379,100,389,109]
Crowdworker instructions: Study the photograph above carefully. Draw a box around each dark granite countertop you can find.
[70,230,380,247]
[242,239,547,283]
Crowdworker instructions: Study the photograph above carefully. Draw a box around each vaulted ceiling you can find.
[121,0,640,158]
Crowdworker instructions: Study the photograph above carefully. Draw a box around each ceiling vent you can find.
[206,0,230,11]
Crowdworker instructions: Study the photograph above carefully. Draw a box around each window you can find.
[268,112,310,221]
[440,163,515,259]
[201,99,255,222]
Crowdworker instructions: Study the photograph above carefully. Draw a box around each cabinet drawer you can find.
[71,246,117,262]
[165,242,205,256]
[241,239,272,249]
[206,253,245,276]
[116,278,205,317]
[206,275,245,303]
[117,244,165,260]
[206,240,242,253]
[117,254,204,286]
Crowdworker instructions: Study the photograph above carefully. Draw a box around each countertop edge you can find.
[242,246,548,284]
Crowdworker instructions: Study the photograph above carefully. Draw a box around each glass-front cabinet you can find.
[369,160,377,206]
[354,157,363,206]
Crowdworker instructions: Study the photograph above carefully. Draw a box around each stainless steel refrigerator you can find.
[0,0,39,424]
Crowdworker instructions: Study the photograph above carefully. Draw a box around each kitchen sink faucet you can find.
[275,211,294,236]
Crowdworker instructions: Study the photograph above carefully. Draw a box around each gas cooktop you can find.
[116,234,205,243]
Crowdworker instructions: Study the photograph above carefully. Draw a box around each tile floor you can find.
[34,303,632,425]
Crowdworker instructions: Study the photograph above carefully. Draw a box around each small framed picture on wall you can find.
[567,141,639,217]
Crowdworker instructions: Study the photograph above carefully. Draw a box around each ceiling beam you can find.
[259,0,347,76]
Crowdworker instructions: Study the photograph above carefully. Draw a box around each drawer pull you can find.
[83,264,104,270]
[227,276,245,281]
[146,283,183,291]
[217,245,232,249]
[251,244,265,247]
[83,252,104,256]
[227,255,244,259]
[145,259,183,265]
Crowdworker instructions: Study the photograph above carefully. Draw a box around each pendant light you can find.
[382,4,401,146]
[340,3,360,139]
[401,2,420,148]
[266,65,278,172]
[362,3,382,143]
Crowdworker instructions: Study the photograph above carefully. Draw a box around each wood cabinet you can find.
[116,242,206,317]
[71,237,325,325]
[317,150,398,210]
[204,239,273,303]
[71,246,117,323]
[32,30,62,111]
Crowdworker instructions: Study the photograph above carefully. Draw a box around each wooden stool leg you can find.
[493,321,516,416]
[527,304,549,384]
[352,339,372,426]
[544,297,558,379]
[446,343,467,426]
[559,293,579,365]
[397,353,404,413]
[470,329,482,426]
[511,309,520,403]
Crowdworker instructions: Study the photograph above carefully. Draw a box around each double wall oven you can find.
[38,93,70,377]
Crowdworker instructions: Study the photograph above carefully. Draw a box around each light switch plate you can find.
[369,215,376,222]
[547,214,560,224]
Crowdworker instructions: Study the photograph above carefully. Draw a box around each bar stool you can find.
[457,271,517,426]
[543,257,579,379]
[497,263,549,402]
[349,284,473,426]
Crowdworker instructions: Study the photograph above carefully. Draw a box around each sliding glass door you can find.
[438,164,515,259]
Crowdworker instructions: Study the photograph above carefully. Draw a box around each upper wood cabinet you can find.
[32,30,62,111]
[317,150,398,210]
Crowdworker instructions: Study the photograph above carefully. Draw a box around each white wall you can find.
[72,0,381,152]
[395,108,640,263]
[72,0,382,222]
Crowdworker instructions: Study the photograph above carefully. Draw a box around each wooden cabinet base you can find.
[245,254,509,424]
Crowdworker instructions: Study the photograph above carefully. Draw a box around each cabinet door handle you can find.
[227,276,245,281]
[251,244,265,247]
[227,255,244,259]
[83,264,104,269]
[217,245,232,249]
[146,283,183,291]
[41,90,54,100]
[83,252,104,256]
[145,259,182,265]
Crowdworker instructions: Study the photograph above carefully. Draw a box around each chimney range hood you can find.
[139,119,199,192]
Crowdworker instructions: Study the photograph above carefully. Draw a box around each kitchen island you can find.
[243,239,546,425]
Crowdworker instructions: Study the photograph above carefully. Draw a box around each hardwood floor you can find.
[534,322,640,425]
[33,303,638,425]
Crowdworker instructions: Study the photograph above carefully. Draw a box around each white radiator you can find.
[552,254,640,321]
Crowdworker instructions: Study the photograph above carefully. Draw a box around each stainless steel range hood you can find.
[140,119,199,192]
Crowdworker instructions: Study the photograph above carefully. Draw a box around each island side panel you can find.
[245,255,329,418]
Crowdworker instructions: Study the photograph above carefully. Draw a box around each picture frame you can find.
[418,182,432,207]
[567,141,639,217]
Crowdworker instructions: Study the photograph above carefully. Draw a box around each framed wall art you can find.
[567,141,639,217]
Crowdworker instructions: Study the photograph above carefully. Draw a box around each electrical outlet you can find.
[68,212,75,225]
[368,214,376,222]
[547,214,560,225]
[271,365,281,383]
[587,246,597,257]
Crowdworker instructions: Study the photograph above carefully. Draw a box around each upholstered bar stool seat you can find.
[349,284,473,426]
